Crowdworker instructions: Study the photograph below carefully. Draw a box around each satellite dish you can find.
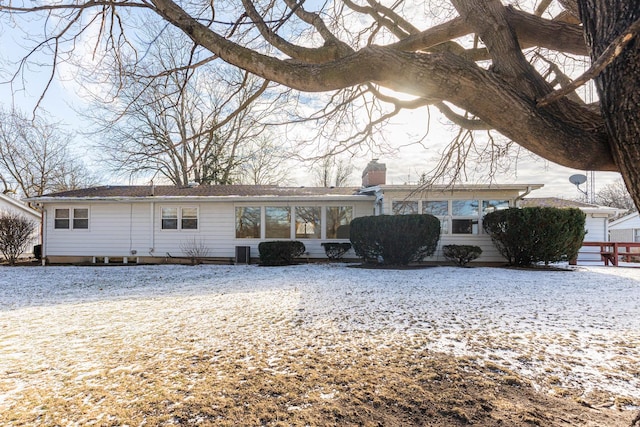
[569,174,587,186]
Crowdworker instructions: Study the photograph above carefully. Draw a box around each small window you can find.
[181,207,198,230]
[162,207,178,230]
[634,229,640,243]
[236,207,261,238]
[452,200,479,216]
[73,208,89,229]
[452,219,478,234]
[54,209,69,229]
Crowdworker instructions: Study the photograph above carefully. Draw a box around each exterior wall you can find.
[381,187,526,263]
[42,199,373,263]
[609,213,640,243]
[610,229,634,242]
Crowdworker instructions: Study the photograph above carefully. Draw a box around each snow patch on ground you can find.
[0,263,639,410]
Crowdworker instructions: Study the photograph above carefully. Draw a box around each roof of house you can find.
[520,197,624,216]
[609,211,640,228]
[0,193,42,219]
[520,197,596,208]
[27,185,370,202]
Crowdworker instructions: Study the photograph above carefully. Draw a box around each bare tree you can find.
[1,1,640,208]
[86,25,289,186]
[233,136,292,185]
[595,179,637,214]
[0,211,36,265]
[313,155,355,187]
[0,109,97,197]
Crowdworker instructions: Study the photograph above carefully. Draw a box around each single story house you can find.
[26,160,547,265]
[608,211,640,242]
[0,192,42,259]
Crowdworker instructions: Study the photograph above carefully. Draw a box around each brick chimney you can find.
[362,159,386,187]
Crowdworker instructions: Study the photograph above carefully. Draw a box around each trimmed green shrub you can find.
[350,214,440,265]
[443,245,482,267]
[258,241,306,266]
[321,242,352,260]
[483,207,586,266]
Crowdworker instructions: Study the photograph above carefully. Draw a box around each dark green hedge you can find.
[321,242,352,260]
[442,245,482,267]
[349,214,440,265]
[258,241,306,266]
[483,207,586,266]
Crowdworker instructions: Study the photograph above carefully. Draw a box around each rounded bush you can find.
[442,245,482,267]
[349,214,440,265]
[483,207,586,266]
[258,241,306,266]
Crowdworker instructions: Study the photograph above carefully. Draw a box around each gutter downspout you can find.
[514,186,533,207]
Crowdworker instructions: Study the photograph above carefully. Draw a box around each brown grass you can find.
[0,288,636,426]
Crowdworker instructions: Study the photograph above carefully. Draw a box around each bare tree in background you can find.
[595,179,637,214]
[0,109,97,198]
[233,136,292,185]
[313,155,355,187]
[86,25,289,186]
[1,1,640,209]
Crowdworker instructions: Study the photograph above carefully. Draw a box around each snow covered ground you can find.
[0,263,639,414]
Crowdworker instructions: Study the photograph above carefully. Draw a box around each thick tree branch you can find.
[538,16,640,107]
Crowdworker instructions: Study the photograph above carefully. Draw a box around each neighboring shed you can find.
[0,192,42,259]
[609,211,640,242]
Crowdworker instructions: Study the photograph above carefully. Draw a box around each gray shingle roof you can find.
[34,185,363,199]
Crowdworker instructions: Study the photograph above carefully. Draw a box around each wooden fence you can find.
[576,242,640,266]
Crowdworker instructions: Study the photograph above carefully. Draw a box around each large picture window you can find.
[451,200,479,234]
[265,207,291,238]
[295,206,321,239]
[392,200,419,215]
[482,200,509,215]
[236,207,261,238]
[423,201,449,234]
[326,206,352,239]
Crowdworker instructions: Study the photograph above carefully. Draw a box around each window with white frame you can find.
[482,200,510,215]
[423,200,449,234]
[265,206,291,238]
[634,228,640,243]
[54,208,89,230]
[73,208,89,229]
[236,207,261,238]
[451,200,479,234]
[54,208,70,229]
[295,206,321,239]
[392,200,419,215]
[161,207,198,230]
[326,206,352,239]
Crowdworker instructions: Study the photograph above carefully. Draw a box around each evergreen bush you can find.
[321,242,352,260]
[483,207,586,266]
[442,245,482,267]
[258,241,306,266]
[350,214,440,265]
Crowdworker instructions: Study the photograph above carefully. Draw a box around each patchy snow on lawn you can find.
[0,263,639,412]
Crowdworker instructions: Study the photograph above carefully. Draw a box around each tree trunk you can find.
[578,0,640,209]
